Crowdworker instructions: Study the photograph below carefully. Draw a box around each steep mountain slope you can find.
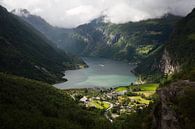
[136,8,195,81]
[0,6,84,83]
[0,73,112,129]
[74,15,181,62]
[14,10,181,63]
[163,8,195,80]
[11,9,59,48]
[11,9,85,53]
[112,10,195,129]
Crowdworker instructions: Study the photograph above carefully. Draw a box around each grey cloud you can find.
[1,0,195,28]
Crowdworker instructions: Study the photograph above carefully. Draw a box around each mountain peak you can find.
[0,5,8,19]
[0,5,7,11]
[162,13,182,19]
[0,5,8,16]
[192,8,195,13]
[11,9,30,17]
[186,8,195,18]
[91,16,106,24]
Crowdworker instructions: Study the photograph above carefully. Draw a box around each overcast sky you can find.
[1,0,195,28]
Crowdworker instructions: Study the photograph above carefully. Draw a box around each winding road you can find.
[104,102,114,123]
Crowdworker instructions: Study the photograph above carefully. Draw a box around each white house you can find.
[80,96,88,103]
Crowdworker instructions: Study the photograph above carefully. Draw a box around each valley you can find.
[14,9,182,82]
[64,83,159,122]
[0,2,195,129]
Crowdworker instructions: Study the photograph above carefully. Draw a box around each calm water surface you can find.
[54,57,137,89]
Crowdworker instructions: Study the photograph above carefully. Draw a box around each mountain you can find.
[136,8,195,82]
[0,73,112,129]
[11,9,60,48]
[73,15,181,62]
[11,9,83,52]
[1,6,195,129]
[113,9,195,128]
[13,10,181,63]
[0,6,85,84]
[163,8,195,80]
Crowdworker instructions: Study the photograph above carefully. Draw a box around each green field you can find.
[131,83,159,91]
[88,100,110,110]
[115,83,159,105]
[115,83,159,92]
[115,87,128,92]
[135,91,155,97]
[129,96,150,104]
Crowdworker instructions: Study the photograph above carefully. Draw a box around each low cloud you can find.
[1,0,195,28]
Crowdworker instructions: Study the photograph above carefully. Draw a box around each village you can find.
[64,83,159,122]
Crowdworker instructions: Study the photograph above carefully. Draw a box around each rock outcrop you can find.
[160,49,180,75]
[153,80,195,129]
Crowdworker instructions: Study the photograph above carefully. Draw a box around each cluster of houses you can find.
[79,88,147,120]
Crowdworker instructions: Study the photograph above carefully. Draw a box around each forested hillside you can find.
[0,73,112,129]
[14,10,181,63]
[136,8,195,82]
[0,6,85,83]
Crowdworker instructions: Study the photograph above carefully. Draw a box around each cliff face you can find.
[160,49,180,75]
[136,8,195,81]
[153,80,195,129]
[160,8,195,77]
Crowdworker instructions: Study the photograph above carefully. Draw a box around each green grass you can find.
[88,100,110,110]
[115,83,159,92]
[115,84,158,105]
[136,45,154,55]
[129,96,150,104]
[115,87,128,92]
[135,91,155,97]
[132,83,159,91]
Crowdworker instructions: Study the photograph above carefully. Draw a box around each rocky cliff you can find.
[153,80,195,129]
[136,8,195,81]
[160,8,195,79]
[160,49,180,75]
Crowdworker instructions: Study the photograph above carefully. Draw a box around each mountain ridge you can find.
[135,8,195,82]
[0,5,85,83]
[13,9,182,64]
[0,5,195,129]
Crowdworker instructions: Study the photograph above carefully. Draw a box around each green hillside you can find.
[0,6,85,83]
[1,4,194,129]
[136,8,195,82]
[0,73,112,129]
[15,11,181,63]
[165,8,195,80]
[12,9,87,54]
[71,15,181,62]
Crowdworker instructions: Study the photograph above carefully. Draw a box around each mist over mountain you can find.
[2,0,195,28]
[13,9,181,64]
[0,6,85,83]
[0,3,195,129]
